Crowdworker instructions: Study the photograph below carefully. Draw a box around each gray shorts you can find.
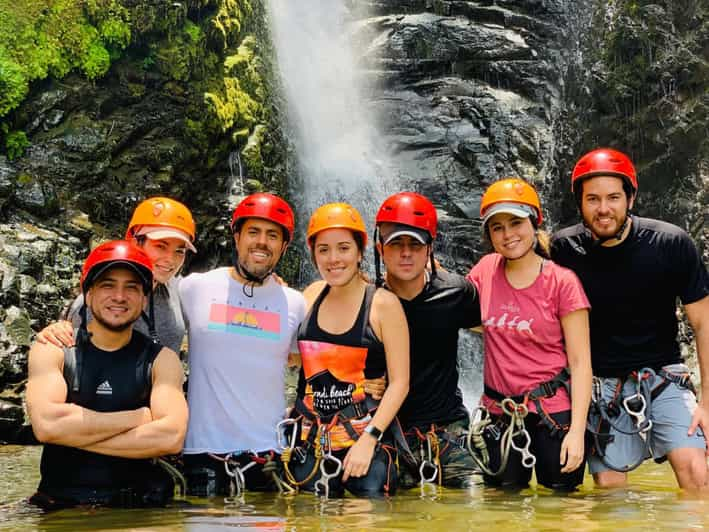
[588,363,706,474]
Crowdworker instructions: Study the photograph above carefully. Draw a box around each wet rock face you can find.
[0,219,85,434]
[0,0,287,441]
[351,0,575,269]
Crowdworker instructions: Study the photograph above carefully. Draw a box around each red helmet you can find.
[230,193,295,242]
[375,192,438,240]
[81,240,153,294]
[571,148,638,193]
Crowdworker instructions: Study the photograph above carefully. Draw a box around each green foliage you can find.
[82,32,112,80]
[5,130,30,160]
[0,53,28,116]
[184,20,203,44]
[1,124,30,160]
[152,20,206,82]
[0,0,131,119]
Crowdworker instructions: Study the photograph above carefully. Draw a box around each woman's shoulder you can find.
[467,253,503,279]
[302,279,327,304]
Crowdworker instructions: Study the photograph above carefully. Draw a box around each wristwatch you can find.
[363,424,383,441]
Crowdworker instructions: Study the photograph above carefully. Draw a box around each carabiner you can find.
[276,418,299,452]
[419,460,439,484]
[510,429,536,469]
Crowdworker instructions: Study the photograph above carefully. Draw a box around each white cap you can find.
[136,226,197,252]
[481,202,536,225]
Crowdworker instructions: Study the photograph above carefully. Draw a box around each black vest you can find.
[38,331,166,495]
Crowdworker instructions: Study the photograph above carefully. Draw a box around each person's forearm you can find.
[78,416,186,458]
[32,403,149,447]
[568,357,592,433]
[368,378,408,431]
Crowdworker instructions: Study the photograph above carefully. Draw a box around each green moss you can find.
[4,129,30,160]
[184,20,203,44]
[153,19,206,82]
[242,124,266,175]
[0,1,131,114]
[0,0,133,157]
[0,53,28,116]
[82,38,112,80]
[16,173,33,185]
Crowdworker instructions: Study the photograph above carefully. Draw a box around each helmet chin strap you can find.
[230,242,284,297]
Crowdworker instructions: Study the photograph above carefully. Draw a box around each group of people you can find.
[25,147,708,509]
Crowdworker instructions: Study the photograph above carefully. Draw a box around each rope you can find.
[465,399,536,477]
[154,457,187,497]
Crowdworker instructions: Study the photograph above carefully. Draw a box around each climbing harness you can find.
[465,370,572,476]
[466,398,536,477]
[587,367,695,472]
[412,426,442,489]
[210,450,294,503]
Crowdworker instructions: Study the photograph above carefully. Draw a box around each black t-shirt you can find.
[396,270,482,430]
[551,216,708,377]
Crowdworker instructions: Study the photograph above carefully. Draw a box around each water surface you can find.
[1,445,707,531]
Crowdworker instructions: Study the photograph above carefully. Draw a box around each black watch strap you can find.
[364,424,383,441]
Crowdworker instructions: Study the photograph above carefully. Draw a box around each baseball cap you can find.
[136,226,197,252]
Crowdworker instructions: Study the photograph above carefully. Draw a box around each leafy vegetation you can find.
[0,1,130,117]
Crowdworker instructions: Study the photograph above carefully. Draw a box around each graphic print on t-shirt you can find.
[483,300,536,337]
[207,303,281,340]
[298,340,370,450]
[299,340,368,417]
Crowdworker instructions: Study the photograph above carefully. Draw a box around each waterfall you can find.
[265,0,399,284]
[266,0,481,409]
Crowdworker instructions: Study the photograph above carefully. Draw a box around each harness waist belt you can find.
[484,368,571,404]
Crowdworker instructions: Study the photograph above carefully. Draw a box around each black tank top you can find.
[38,331,165,493]
[296,284,386,418]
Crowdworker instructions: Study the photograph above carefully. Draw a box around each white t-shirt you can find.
[179,267,306,454]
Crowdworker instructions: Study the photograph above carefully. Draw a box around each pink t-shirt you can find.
[466,254,590,414]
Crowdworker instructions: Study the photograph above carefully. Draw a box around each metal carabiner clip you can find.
[276,418,298,452]
[419,460,439,484]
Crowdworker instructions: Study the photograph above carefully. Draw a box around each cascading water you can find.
[265,0,399,284]
[266,0,481,409]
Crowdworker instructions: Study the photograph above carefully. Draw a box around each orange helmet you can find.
[307,203,368,248]
[125,197,196,243]
[480,178,543,226]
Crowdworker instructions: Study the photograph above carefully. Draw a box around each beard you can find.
[585,212,629,240]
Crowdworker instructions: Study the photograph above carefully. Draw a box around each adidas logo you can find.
[96,380,113,395]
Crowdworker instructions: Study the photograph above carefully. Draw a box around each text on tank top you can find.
[297,284,385,449]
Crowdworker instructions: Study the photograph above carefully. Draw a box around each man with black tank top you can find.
[26,241,188,509]
[374,193,482,488]
[551,148,709,490]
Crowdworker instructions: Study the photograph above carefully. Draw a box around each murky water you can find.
[2,445,708,531]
